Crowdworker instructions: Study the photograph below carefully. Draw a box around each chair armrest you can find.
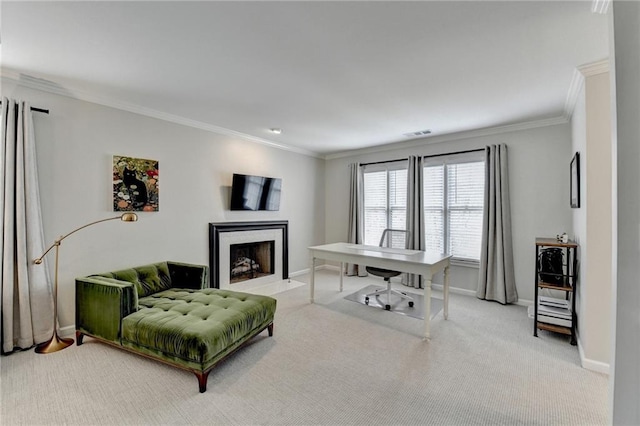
[75,277,137,343]
[167,261,209,289]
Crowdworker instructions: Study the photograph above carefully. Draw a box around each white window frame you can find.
[423,150,485,266]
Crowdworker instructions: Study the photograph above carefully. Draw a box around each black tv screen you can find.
[230,173,282,211]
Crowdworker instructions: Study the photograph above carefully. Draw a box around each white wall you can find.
[2,80,326,331]
[571,68,613,372]
[585,71,613,366]
[611,2,640,423]
[572,86,588,327]
[325,124,573,302]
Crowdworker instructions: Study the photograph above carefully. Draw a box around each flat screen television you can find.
[230,173,282,211]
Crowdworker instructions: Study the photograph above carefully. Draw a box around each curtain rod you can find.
[0,101,49,114]
[360,158,407,167]
[360,148,485,167]
[424,148,484,159]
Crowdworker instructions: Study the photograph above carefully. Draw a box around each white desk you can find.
[308,242,452,339]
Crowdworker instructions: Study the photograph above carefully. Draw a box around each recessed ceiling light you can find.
[269,128,282,134]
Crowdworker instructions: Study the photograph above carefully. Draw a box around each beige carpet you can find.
[1,270,608,425]
[343,283,443,320]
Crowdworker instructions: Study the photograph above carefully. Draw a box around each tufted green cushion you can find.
[121,288,276,366]
[95,262,172,298]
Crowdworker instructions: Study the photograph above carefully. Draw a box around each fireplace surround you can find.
[209,221,289,289]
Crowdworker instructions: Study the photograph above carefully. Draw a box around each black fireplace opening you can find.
[230,240,275,284]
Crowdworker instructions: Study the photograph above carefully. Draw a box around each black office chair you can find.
[364,229,415,311]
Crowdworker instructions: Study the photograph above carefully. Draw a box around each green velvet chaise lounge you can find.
[75,261,276,392]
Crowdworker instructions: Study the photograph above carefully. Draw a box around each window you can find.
[423,152,485,262]
[362,162,408,246]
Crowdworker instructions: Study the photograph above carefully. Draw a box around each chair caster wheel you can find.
[408,301,414,308]
[364,297,369,305]
[385,304,391,311]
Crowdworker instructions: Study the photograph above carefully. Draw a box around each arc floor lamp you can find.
[33,212,138,354]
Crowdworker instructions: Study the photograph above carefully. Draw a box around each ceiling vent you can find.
[404,129,432,138]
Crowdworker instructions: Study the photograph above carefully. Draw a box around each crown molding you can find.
[1,69,322,159]
[563,58,609,120]
[578,58,610,77]
[5,66,603,162]
[324,115,568,160]
[564,68,586,121]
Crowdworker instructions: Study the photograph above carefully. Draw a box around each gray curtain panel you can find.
[345,163,367,276]
[477,144,518,304]
[1,97,53,353]
[403,155,425,288]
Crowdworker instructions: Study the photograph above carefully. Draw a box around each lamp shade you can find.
[120,213,138,222]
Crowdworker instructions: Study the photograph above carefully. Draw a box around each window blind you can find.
[424,165,445,254]
[363,162,408,246]
[423,151,485,261]
[447,161,484,260]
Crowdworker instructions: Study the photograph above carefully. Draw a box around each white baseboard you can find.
[515,298,534,307]
[578,336,610,375]
[289,264,339,278]
[431,283,476,297]
[321,264,341,272]
[289,269,309,277]
[581,357,610,375]
[59,325,75,338]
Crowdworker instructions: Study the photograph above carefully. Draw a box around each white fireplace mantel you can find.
[209,221,289,290]
[220,229,283,291]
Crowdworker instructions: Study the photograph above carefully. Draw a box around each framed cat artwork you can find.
[113,155,159,212]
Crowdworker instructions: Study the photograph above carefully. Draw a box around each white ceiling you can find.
[1,1,609,157]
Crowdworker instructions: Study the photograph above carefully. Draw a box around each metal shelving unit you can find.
[534,237,579,345]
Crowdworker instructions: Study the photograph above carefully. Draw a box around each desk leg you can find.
[310,256,316,304]
[423,274,432,340]
[443,264,450,320]
[339,262,344,292]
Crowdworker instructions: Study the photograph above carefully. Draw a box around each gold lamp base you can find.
[35,332,74,354]
[33,213,137,355]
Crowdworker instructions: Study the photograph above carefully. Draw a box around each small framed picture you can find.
[570,152,580,208]
[113,155,159,212]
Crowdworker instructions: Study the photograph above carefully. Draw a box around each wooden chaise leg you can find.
[151,322,276,393]
[76,331,84,346]
[196,371,211,393]
[195,323,272,392]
